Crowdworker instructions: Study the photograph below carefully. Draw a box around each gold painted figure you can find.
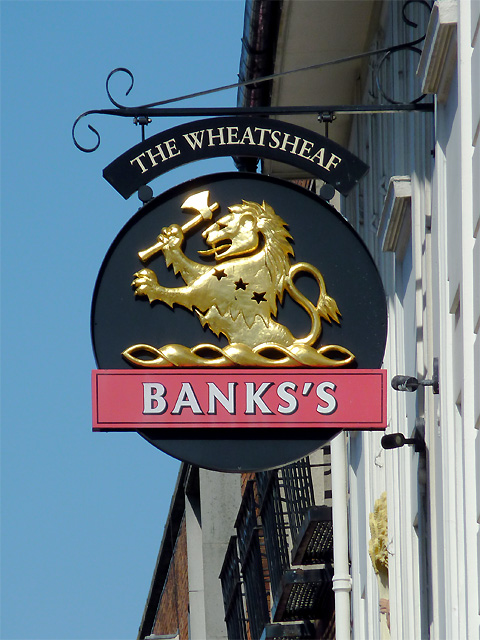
[123,190,355,367]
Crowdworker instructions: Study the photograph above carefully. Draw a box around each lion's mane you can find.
[237,200,294,316]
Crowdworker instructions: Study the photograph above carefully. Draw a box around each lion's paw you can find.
[132,268,161,303]
[158,224,184,251]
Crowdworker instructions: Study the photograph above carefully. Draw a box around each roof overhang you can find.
[239,0,382,180]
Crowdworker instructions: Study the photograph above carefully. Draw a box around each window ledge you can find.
[417,0,458,102]
[378,176,412,256]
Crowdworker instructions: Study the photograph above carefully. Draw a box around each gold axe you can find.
[138,190,219,262]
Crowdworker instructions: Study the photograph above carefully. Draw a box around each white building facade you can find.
[345,2,479,638]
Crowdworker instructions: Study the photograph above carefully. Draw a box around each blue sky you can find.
[1,2,245,638]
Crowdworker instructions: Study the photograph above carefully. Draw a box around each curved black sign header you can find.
[103,117,368,199]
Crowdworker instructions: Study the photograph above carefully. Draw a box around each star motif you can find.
[212,268,227,280]
[235,278,248,290]
[252,291,267,304]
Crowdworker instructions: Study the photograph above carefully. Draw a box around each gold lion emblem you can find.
[123,190,355,367]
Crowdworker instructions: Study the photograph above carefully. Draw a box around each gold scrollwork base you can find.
[122,342,355,368]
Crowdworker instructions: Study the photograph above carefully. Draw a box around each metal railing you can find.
[256,469,290,601]
[281,458,316,541]
[219,536,248,640]
[222,456,334,638]
[235,481,270,640]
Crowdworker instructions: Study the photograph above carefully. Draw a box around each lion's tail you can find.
[286,262,341,346]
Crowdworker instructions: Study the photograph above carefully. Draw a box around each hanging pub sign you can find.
[92,123,388,472]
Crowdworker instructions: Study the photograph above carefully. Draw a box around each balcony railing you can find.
[219,536,248,640]
[256,470,290,600]
[221,454,335,640]
[234,481,270,640]
[281,457,315,540]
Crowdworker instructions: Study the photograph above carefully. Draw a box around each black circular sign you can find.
[92,172,387,472]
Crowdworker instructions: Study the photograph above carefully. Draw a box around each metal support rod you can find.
[81,103,434,119]
[73,103,434,152]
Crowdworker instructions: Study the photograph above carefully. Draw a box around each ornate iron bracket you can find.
[375,0,432,104]
[72,0,433,153]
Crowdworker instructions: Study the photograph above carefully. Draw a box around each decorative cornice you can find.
[378,176,412,255]
[417,0,458,102]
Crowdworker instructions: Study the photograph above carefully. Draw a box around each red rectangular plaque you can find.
[92,369,387,431]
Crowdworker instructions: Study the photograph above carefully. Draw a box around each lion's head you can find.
[200,200,294,273]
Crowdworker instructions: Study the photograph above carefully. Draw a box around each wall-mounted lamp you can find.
[391,358,439,394]
[381,429,425,453]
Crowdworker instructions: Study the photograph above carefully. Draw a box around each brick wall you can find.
[153,517,190,640]
[241,471,255,494]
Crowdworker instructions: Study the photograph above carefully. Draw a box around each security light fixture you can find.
[391,375,420,392]
[381,429,425,453]
[391,358,439,394]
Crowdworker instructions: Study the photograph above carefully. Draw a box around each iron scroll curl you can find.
[72,68,136,153]
[375,0,432,104]
[105,67,135,109]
